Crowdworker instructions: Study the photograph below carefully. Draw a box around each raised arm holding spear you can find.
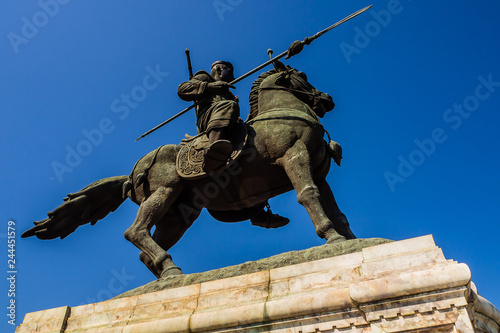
[135,5,372,142]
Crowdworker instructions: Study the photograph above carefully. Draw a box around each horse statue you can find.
[22,65,356,278]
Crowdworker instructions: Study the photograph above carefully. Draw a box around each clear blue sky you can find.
[2,1,500,331]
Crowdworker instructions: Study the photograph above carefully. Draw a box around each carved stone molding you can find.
[16,235,500,333]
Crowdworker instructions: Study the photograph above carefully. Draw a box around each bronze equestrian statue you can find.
[22,6,373,279]
[23,64,355,278]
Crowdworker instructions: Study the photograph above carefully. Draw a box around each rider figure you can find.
[177,60,239,173]
[177,60,289,229]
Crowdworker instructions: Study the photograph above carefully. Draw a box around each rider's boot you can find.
[250,204,290,229]
[204,128,233,173]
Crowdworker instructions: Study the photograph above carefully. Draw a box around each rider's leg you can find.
[208,128,226,143]
[203,100,239,173]
[204,127,233,173]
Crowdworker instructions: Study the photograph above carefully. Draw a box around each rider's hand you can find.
[208,81,235,93]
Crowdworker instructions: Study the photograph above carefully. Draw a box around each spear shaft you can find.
[135,5,372,141]
[185,48,194,80]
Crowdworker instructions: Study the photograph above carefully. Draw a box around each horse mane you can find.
[248,68,279,120]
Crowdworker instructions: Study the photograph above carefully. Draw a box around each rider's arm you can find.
[178,72,233,102]
[177,73,210,102]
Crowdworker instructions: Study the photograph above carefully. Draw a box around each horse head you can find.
[276,66,335,117]
[248,65,335,120]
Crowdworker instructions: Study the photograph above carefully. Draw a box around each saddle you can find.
[176,120,249,179]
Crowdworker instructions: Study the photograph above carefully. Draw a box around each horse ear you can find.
[275,73,287,86]
[277,73,293,85]
[272,59,287,72]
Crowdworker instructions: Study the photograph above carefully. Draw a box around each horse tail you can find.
[22,175,129,240]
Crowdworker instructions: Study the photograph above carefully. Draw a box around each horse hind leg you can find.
[278,140,346,243]
[144,206,201,278]
[138,250,180,279]
[139,252,161,278]
[124,186,184,278]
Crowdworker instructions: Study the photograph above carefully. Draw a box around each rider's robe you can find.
[177,71,240,134]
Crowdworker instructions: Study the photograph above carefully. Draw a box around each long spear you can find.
[135,5,372,141]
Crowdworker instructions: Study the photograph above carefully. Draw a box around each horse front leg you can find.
[316,178,356,240]
[124,186,184,278]
[278,140,346,243]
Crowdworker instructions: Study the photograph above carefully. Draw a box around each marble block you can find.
[16,235,500,332]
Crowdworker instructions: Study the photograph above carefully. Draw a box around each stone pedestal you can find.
[16,235,500,332]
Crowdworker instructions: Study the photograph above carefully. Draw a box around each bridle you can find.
[258,71,324,108]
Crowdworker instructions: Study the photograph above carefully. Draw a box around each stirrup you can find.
[251,205,290,229]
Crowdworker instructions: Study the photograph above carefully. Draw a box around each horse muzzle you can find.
[321,93,335,112]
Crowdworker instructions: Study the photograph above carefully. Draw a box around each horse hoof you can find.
[326,233,347,244]
[160,266,183,279]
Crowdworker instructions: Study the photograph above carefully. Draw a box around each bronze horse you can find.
[23,66,355,278]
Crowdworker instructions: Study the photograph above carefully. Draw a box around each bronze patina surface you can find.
[23,64,354,279]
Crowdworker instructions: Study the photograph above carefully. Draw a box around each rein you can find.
[246,108,320,125]
[248,68,326,120]
[258,86,321,98]
[258,84,324,118]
